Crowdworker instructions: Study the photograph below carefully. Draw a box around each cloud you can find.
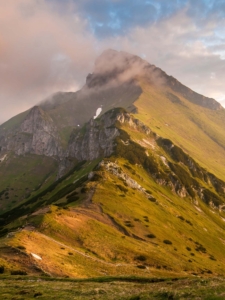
[1,0,225,124]
[91,49,166,88]
[0,0,96,123]
[102,8,225,101]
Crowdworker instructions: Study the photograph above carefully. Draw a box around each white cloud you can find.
[0,0,96,123]
[0,2,225,123]
[104,9,225,101]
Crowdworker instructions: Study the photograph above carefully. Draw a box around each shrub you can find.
[135,255,146,261]
[125,223,134,227]
[0,265,4,274]
[66,191,78,199]
[203,189,222,207]
[186,247,191,251]
[123,164,132,170]
[129,296,141,300]
[11,270,27,275]
[186,220,193,226]
[146,234,156,238]
[17,245,26,250]
[81,187,88,193]
[136,265,146,269]
[145,190,152,194]
[34,292,43,298]
[67,196,79,204]
[149,197,156,202]
[116,184,128,193]
[163,240,172,245]
[209,255,216,261]
[195,245,207,253]
[90,173,102,182]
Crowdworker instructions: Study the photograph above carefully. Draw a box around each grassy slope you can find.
[1,276,225,299]
[2,160,225,278]
[0,154,58,213]
[1,81,225,281]
[135,81,225,180]
[0,110,29,132]
[1,120,225,279]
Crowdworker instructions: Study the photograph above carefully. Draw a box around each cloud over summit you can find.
[0,0,96,123]
[0,0,225,123]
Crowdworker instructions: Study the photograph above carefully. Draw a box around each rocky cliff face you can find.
[1,49,222,160]
[64,107,225,208]
[61,108,150,162]
[66,109,121,161]
[0,106,61,156]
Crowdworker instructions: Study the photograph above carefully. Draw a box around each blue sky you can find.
[0,0,225,122]
[52,0,225,39]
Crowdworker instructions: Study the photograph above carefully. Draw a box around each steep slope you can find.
[0,50,143,211]
[135,82,225,180]
[0,106,61,156]
[1,49,225,279]
[1,109,225,278]
[0,106,62,213]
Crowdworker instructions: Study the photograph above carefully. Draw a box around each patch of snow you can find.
[31,253,42,260]
[0,154,7,162]
[142,139,155,149]
[221,217,225,222]
[94,107,102,119]
[194,206,202,212]
[121,140,129,146]
[160,156,168,167]
[203,228,208,232]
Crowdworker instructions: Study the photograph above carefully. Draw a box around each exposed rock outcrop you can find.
[98,160,155,200]
[66,110,120,161]
[65,107,150,162]
[0,106,61,156]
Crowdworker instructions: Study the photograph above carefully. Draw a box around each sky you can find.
[0,0,225,123]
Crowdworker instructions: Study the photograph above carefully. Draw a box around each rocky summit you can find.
[1,50,225,280]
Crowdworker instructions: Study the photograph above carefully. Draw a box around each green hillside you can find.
[1,51,225,299]
[135,80,225,180]
[1,109,225,280]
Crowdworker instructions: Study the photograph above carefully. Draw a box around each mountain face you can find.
[0,106,61,156]
[1,49,225,279]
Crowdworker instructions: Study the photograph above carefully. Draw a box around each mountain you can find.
[1,49,225,279]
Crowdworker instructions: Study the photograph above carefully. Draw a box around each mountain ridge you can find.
[1,107,225,278]
[1,50,225,279]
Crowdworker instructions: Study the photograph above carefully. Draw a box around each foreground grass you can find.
[0,276,225,299]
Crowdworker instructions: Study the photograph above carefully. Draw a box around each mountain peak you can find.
[86,50,223,110]
[94,49,149,75]
[86,49,149,89]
